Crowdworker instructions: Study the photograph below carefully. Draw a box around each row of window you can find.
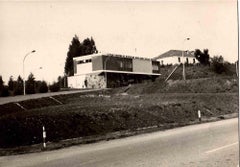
[77,59,92,64]
[160,58,196,65]
[119,61,133,69]
[178,57,196,63]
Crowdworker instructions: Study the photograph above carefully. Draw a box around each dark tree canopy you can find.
[65,35,98,76]
[211,55,226,74]
[194,49,210,65]
[26,73,36,94]
[8,76,14,91]
[14,76,23,95]
[0,76,3,90]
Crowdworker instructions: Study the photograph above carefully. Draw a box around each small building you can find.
[68,53,161,89]
[153,50,197,66]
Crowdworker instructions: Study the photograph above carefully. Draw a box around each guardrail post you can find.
[198,110,201,122]
[43,126,46,148]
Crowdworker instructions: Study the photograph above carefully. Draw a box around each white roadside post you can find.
[42,126,46,148]
[198,110,201,122]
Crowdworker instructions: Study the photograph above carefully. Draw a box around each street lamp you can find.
[23,50,36,95]
[182,38,190,80]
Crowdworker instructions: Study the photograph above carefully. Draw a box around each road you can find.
[0,88,106,105]
[0,118,238,167]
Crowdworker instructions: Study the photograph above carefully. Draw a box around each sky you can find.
[0,1,238,83]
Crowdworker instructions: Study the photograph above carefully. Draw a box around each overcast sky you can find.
[0,1,238,83]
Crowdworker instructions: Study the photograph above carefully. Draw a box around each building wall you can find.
[92,55,103,71]
[157,56,196,65]
[133,59,152,73]
[76,63,92,75]
[103,55,133,72]
[68,75,87,88]
[152,61,160,73]
[85,74,106,89]
[68,74,106,89]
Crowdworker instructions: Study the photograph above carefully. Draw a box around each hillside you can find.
[0,64,238,153]
[108,64,238,94]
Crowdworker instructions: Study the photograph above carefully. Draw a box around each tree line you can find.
[194,49,234,74]
[0,74,66,97]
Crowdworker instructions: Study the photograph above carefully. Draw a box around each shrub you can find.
[49,82,60,92]
[211,56,229,74]
[25,73,36,94]
[1,86,9,97]
[39,81,48,93]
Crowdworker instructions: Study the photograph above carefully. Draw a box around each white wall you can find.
[68,75,87,88]
[76,62,93,75]
[157,57,196,65]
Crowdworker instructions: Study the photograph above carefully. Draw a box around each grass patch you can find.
[0,92,238,148]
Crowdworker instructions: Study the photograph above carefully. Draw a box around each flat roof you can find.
[71,70,161,76]
[73,53,156,61]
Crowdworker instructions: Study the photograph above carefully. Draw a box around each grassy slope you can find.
[0,65,238,148]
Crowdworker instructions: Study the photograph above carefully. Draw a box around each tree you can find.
[82,37,98,55]
[1,86,9,97]
[49,82,60,92]
[0,76,5,96]
[8,76,14,91]
[26,73,36,94]
[194,49,210,65]
[38,81,48,93]
[0,76,3,93]
[64,35,98,76]
[211,55,227,74]
[14,76,23,95]
[65,35,82,76]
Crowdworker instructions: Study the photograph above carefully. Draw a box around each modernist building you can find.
[68,53,161,88]
[153,50,197,66]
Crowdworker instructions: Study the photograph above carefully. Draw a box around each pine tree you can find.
[8,76,14,91]
[26,73,36,94]
[65,35,81,76]
[64,35,98,76]
[14,76,23,95]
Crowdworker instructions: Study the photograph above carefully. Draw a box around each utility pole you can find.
[182,38,190,80]
[23,50,36,95]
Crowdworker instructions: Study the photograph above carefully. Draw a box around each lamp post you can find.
[182,38,190,80]
[23,50,36,95]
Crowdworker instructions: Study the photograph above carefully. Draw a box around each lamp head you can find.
[32,50,36,53]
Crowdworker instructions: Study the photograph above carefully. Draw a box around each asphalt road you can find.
[0,118,238,167]
[0,88,106,105]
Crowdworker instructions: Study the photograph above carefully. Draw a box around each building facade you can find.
[153,50,197,66]
[68,53,161,89]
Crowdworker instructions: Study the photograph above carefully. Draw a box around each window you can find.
[85,59,92,63]
[193,58,195,64]
[120,61,123,68]
[126,62,132,69]
[178,57,181,62]
[186,58,189,64]
[153,64,159,71]
[74,60,77,74]
[77,60,84,64]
